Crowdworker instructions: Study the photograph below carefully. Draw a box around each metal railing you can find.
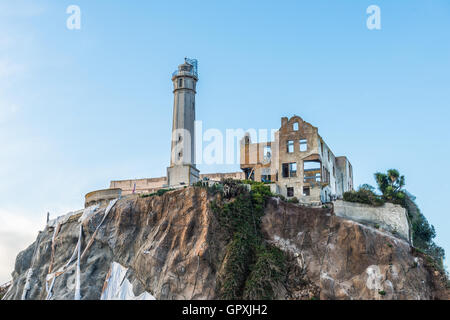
[172,69,198,78]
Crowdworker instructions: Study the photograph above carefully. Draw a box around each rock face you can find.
[3,187,448,300]
[263,199,448,300]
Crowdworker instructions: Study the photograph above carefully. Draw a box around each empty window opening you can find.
[263,145,271,160]
[322,166,330,183]
[287,187,294,197]
[289,163,297,177]
[261,168,271,183]
[244,168,255,181]
[300,139,307,152]
[282,163,289,178]
[293,122,299,131]
[287,140,294,153]
[304,160,321,183]
[178,78,183,87]
[303,187,310,196]
[282,162,297,178]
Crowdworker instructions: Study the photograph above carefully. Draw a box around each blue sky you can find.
[0,0,449,283]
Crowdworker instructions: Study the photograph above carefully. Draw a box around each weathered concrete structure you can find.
[240,115,353,204]
[167,58,200,187]
[333,200,410,241]
[85,188,122,208]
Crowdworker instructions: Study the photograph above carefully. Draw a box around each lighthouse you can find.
[167,58,200,186]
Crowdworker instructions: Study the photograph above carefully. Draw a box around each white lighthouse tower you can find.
[167,58,200,187]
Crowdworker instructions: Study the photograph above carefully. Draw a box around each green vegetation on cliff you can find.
[205,179,286,300]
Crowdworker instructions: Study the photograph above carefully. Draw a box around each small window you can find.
[287,187,294,197]
[321,142,324,155]
[303,187,310,196]
[293,122,299,131]
[287,140,294,153]
[300,139,307,152]
[328,150,331,162]
[178,78,183,87]
[178,151,183,160]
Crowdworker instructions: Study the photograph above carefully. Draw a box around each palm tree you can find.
[374,169,406,204]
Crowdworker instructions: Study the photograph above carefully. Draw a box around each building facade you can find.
[240,115,353,204]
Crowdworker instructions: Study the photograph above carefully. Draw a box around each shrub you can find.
[343,186,385,207]
[140,188,172,198]
[287,197,299,204]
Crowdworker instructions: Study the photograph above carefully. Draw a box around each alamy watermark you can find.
[66,5,81,30]
[367,5,381,30]
[170,120,278,166]
[64,5,380,31]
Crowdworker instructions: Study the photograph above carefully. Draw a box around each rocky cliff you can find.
[2,186,448,300]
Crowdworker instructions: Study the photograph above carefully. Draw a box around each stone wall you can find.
[333,200,410,241]
[109,172,245,195]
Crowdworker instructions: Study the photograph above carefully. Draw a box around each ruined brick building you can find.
[88,59,353,205]
[240,116,353,204]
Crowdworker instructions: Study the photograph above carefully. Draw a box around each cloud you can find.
[0,209,43,284]
[0,102,20,124]
[0,59,25,79]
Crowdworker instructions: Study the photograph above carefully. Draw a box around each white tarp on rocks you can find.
[78,204,100,224]
[47,209,84,228]
[100,262,156,300]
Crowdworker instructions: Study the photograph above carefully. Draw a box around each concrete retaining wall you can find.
[85,188,122,208]
[333,200,410,241]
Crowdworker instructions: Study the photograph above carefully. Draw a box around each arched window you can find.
[293,122,299,131]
